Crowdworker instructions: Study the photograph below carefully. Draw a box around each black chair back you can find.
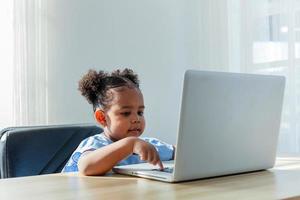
[0,124,101,178]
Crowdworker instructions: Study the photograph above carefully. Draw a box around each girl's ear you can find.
[94,109,106,126]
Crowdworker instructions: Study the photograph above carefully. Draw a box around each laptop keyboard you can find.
[152,167,174,173]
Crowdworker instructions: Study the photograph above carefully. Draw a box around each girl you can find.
[62,68,174,175]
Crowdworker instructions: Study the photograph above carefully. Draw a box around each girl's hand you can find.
[131,138,164,170]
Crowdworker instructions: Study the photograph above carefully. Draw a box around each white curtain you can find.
[0,1,13,129]
[13,0,48,126]
[228,0,300,154]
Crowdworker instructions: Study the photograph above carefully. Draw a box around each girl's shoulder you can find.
[79,132,113,147]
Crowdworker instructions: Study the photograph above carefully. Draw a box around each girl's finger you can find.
[148,150,155,164]
[140,150,148,161]
[157,159,164,170]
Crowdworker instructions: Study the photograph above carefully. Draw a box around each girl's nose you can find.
[131,116,140,123]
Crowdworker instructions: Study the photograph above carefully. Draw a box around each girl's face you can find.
[102,87,145,141]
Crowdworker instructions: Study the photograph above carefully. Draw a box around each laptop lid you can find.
[172,70,285,182]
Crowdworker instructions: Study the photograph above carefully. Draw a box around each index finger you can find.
[157,159,164,170]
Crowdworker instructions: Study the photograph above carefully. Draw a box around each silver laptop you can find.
[113,70,286,182]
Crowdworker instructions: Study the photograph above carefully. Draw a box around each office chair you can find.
[0,124,101,179]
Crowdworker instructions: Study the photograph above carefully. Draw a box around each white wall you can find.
[45,0,229,144]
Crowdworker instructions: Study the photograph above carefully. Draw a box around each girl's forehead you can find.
[109,87,144,105]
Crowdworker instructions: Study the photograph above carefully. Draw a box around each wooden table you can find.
[1,157,300,200]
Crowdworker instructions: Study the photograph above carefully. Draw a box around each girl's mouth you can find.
[128,128,141,132]
[128,128,141,134]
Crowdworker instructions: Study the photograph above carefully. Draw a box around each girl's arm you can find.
[78,137,163,176]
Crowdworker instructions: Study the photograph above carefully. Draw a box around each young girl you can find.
[62,68,175,175]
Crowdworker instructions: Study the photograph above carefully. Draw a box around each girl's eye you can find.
[121,112,131,117]
[138,111,144,116]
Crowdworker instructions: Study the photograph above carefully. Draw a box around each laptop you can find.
[113,70,286,182]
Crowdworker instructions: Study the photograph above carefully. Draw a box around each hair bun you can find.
[78,68,140,110]
[78,69,108,105]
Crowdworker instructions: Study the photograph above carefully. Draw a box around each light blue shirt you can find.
[62,133,174,172]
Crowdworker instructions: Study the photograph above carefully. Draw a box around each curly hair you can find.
[78,68,140,111]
